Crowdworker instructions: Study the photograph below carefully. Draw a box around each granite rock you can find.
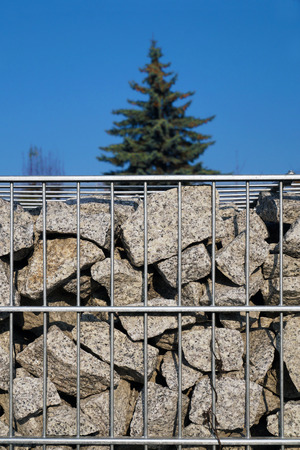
[263,253,300,279]
[62,274,97,300]
[216,231,269,285]
[221,209,269,247]
[16,325,119,397]
[13,376,61,421]
[156,244,211,289]
[182,326,243,372]
[0,344,10,391]
[130,382,189,438]
[248,328,276,382]
[219,301,260,330]
[261,276,300,305]
[256,191,300,224]
[0,198,34,260]
[283,215,300,258]
[17,238,105,299]
[118,298,196,341]
[267,400,300,437]
[72,317,159,383]
[121,185,225,267]
[161,351,202,391]
[276,315,300,392]
[91,258,143,305]
[189,376,263,430]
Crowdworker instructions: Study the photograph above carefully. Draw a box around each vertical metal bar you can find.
[110,182,115,450]
[211,182,216,450]
[245,181,250,448]
[177,182,182,450]
[9,183,14,450]
[42,182,48,446]
[279,181,285,450]
[76,182,81,447]
[143,182,148,450]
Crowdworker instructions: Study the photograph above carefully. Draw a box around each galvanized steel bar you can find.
[76,182,81,442]
[110,182,115,450]
[279,181,285,449]
[211,181,217,450]
[177,182,182,450]
[42,182,48,442]
[245,181,250,447]
[143,181,148,449]
[9,183,14,448]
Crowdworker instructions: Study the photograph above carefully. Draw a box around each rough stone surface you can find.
[247,329,276,382]
[91,258,143,305]
[256,191,300,224]
[81,379,138,436]
[276,315,300,392]
[130,382,189,437]
[190,376,263,430]
[156,244,211,289]
[161,351,202,391]
[267,400,300,437]
[0,198,34,260]
[182,326,244,372]
[221,209,269,247]
[62,274,96,300]
[72,316,159,383]
[283,215,300,257]
[118,298,196,341]
[263,253,300,279]
[216,231,269,285]
[261,276,300,305]
[180,281,204,306]
[121,186,225,267]
[0,259,20,321]
[17,238,105,299]
[200,269,263,306]
[13,376,61,421]
[0,344,10,391]
[16,325,119,397]
[219,301,260,330]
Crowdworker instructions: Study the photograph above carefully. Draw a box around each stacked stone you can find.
[0,187,299,449]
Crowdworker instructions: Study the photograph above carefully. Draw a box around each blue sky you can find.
[1,0,299,176]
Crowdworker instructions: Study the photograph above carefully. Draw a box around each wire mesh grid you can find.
[0,174,299,449]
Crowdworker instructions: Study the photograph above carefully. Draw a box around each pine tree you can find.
[98,40,219,175]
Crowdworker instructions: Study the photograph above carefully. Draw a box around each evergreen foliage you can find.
[98,40,219,175]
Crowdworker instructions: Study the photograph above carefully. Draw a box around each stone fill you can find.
[267,400,300,437]
[161,351,202,391]
[261,276,300,305]
[276,315,300,392]
[263,252,300,278]
[256,191,300,224]
[283,215,300,257]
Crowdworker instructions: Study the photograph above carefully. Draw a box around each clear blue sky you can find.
[1,0,299,176]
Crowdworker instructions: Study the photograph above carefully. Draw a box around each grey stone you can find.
[283,215,300,257]
[182,326,244,372]
[256,191,300,224]
[91,258,143,305]
[200,269,263,306]
[180,281,204,306]
[267,400,300,437]
[161,351,202,391]
[16,325,119,397]
[219,301,260,330]
[62,274,96,300]
[247,329,276,382]
[256,388,280,423]
[0,344,10,391]
[0,198,34,260]
[81,379,138,437]
[189,376,262,430]
[72,317,159,383]
[130,382,189,438]
[263,253,300,279]
[261,276,300,305]
[17,238,105,299]
[13,376,61,421]
[182,423,212,450]
[118,298,196,341]
[216,231,269,285]
[276,315,300,392]
[0,259,20,321]
[121,185,225,267]
[156,244,211,289]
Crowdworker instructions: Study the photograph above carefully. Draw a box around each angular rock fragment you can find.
[182,326,244,372]
[0,259,21,321]
[121,186,225,267]
[130,382,189,437]
[219,301,260,330]
[16,325,119,397]
[267,400,300,437]
[17,238,104,299]
[256,191,300,224]
[81,379,138,436]
[156,244,211,288]
[180,281,204,306]
[62,274,96,300]
[13,376,61,421]
[0,344,10,391]
[118,298,196,341]
[161,351,202,391]
[283,215,300,258]
[0,198,34,260]
[247,329,276,382]
[190,376,262,430]
[200,269,263,306]
[263,253,300,279]
[261,276,300,305]
[72,317,159,383]
[216,231,269,285]
[91,258,143,305]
